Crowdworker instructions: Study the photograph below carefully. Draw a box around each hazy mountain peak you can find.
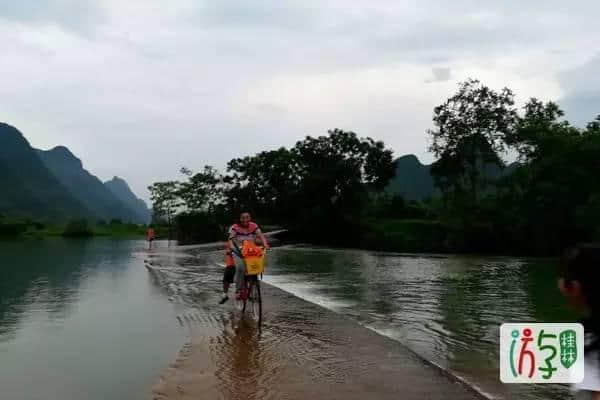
[0,122,29,150]
[39,146,83,169]
[104,177,150,223]
[48,145,76,158]
[387,154,436,201]
[0,123,91,220]
[107,176,127,184]
[396,154,424,166]
[387,153,517,201]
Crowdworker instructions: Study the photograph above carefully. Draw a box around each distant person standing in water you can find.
[559,243,600,399]
[220,212,269,304]
[146,226,156,249]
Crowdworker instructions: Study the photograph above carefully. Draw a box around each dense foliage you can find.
[427,81,600,255]
[149,130,396,245]
[62,219,94,237]
[0,214,145,239]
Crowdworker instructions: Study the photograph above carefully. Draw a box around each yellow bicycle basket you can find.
[241,241,266,275]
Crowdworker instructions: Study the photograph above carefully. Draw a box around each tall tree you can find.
[507,98,576,161]
[177,166,223,213]
[491,102,600,253]
[225,147,300,219]
[290,129,395,241]
[222,129,395,243]
[148,181,180,241]
[429,79,518,202]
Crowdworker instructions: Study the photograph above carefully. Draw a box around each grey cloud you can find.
[0,0,106,33]
[184,0,600,73]
[559,92,600,128]
[256,103,288,116]
[559,54,600,93]
[195,0,318,30]
[559,54,600,127]
[425,67,451,83]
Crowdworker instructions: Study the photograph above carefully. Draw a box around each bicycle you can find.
[232,242,266,321]
[235,273,262,321]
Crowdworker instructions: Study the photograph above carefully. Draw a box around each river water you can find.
[0,239,576,399]
[0,239,186,400]
[261,246,575,399]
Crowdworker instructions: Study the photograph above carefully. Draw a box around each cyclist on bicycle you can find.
[220,212,269,304]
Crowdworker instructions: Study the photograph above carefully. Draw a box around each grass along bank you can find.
[0,216,147,239]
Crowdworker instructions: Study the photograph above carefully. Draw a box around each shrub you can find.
[62,219,94,237]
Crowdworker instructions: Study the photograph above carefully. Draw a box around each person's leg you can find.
[234,259,246,296]
[220,267,235,304]
[223,254,233,294]
[222,272,230,294]
[220,244,237,303]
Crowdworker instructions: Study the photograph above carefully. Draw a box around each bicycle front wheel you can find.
[249,278,262,321]
[236,281,247,313]
[236,295,246,312]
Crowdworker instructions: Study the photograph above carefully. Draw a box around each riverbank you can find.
[148,247,483,400]
[284,218,566,257]
[0,217,146,239]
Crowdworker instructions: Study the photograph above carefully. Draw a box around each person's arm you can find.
[257,229,269,249]
[226,226,236,254]
[593,392,600,400]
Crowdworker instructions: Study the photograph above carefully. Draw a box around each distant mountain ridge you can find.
[104,177,151,224]
[0,123,90,220]
[386,155,438,201]
[0,122,149,223]
[386,154,517,201]
[36,147,149,224]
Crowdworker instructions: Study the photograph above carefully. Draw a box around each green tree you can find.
[177,166,223,213]
[290,129,395,243]
[429,79,517,203]
[148,181,181,241]
[62,219,93,237]
[508,99,577,161]
[225,147,300,220]
[488,102,600,253]
[222,129,395,244]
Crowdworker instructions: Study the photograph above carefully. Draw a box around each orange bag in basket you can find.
[241,241,265,275]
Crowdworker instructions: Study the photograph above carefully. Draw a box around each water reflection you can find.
[214,316,266,400]
[0,240,92,340]
[0,239,185,400]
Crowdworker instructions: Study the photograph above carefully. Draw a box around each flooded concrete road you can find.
[148,248,482,400]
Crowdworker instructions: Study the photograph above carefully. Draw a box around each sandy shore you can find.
[150,280,482,400]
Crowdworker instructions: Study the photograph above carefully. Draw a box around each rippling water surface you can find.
[260,247,575,399]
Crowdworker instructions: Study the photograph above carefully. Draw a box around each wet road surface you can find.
[147,248,482,400]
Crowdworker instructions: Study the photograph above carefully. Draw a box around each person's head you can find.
[239,212,252,227]
[558,243,600,314]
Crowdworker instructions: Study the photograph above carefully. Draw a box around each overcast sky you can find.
[2,1,600,203]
